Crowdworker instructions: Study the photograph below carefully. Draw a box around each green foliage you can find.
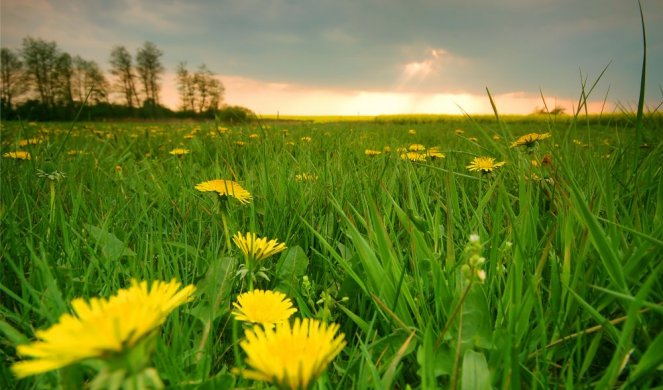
[1,114,662,388]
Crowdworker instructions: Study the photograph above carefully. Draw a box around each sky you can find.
[1,0,662,115]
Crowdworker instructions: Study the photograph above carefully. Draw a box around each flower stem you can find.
[218,198,232,253]
[47,181,55,240]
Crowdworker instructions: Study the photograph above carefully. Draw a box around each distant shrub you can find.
[216,105,256,123]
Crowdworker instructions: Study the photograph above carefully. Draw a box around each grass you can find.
[1,111,662,388]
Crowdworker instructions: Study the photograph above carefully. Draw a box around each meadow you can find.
[1,112,662,389]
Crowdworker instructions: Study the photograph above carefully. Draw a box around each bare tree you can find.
[54,52,74,105]
[193,64,224,112]
[21,37,60,107]
[109,46,139,108]
[135,41,164,107]
[207,77,224,112]
[72,56,109,104]
[0,47,26,110]
[176,62,195,111]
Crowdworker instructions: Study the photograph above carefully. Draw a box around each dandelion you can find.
[300,136,312,143]
[364,149,382,156]
[12,279,195,379]
[235,141,246,147]
[233,232,287,262]
[408,129,416,135]
[66,150,86,156]
[382,146,391,153]
[466,156,506,173]
[409,144,425,151]
[455,129,465,135]
[492,134,502,141]
[468,137,478,143]
[169,148,190,156]
[426,147,446,159]
[195,180,252,205]
[2,151,31,160]
[234,318,345,390]
[510,132,551,148]
[18,137,43,147]
[232,290,297,327]
[295,173,318,182]
[249,133,259,139]
[400,152,426,162]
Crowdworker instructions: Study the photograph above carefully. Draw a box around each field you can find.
[1,113,662,389]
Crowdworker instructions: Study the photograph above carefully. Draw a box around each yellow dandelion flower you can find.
[169,148,190,156]
[295,173,318,182]
[183,133,195,139]
[232,290,297,327]
[510,132,551,148]
[531,159,539,167]
[234,318,345,390]
[400,152,426,162]
[300,136,312,143]
[235,141,246,147]
[233,232,287,262]
[11,280,195,378]
[455,129,465,135]
[468,137,479,143]
[426,147,446,159]
[408,129,416,135]
[492,134,502,141]
[3,151,31,160]
[364,149,382,156]
[66,150,85,156]
[408,144,425,151]
[195,180,252,204]
[466,156,506,173]
[18,137,43,147]
[382,146,391,153]
[249,133,259,139]
[286,141,295,146]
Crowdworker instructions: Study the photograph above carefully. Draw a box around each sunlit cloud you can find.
[398,47,465,88]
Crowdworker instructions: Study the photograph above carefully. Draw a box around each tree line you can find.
[1,36,251,121]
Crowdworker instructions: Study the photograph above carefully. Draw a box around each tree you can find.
[176,62,225,113]
[0,47,26,111]
[72,56,109,104]
[135,41,164,107]
[109,46,139,108]
[54,52,74,106]
[176,62,195,111]
[21,37,60,107]
[207,77,224,112]
[193,64,224,113]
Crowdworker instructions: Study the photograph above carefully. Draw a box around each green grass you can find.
[1,112,662,389]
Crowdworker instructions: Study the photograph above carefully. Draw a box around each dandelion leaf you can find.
[461,349,491,390]
[275,246,309,295]
[188,256,237,324]
[84,224,136,262]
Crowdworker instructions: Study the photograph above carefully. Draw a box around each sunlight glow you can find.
[160,74,610,116]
